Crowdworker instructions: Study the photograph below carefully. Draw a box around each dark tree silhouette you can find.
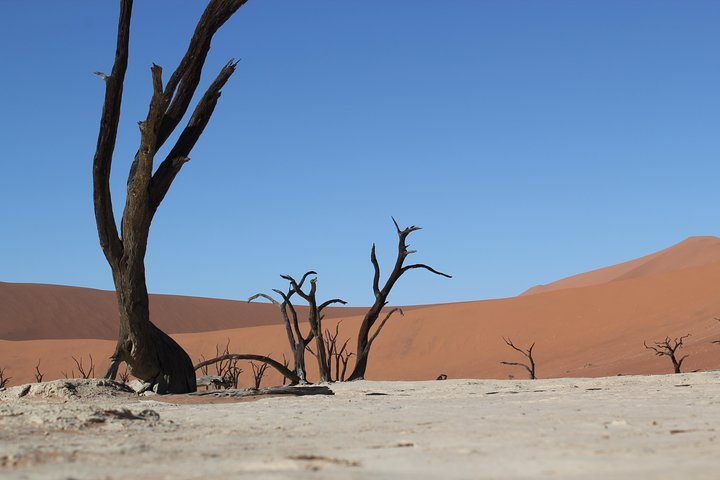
[0,367,10,389]
[250,361,269,389]
[323,322,354,382]
[92,0,246,393]
[644,334,690,374]
[248,272,321,384]
[34,360,44,383]
[348,219,450,381]
[500,337,536,380]
[281,273,346,383]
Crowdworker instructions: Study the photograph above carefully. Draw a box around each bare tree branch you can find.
[149,59,239,214]
[92,0,132,265]
[194,353,299,385]
[401,263,452,278]
[367,307,404,352]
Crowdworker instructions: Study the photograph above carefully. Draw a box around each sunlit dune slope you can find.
[522,236,720,296]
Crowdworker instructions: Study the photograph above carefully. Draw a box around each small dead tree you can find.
[250,361,269,389]
[94,0,247,394]
[0,368,10,388]
[322,322,355,382]
[248,272,334,384]
[320,310,354,381]
[118,368,131,384]
[644,334,690,374]
[500,337,536,380]
[34,360,44,383]
[71,355,96,379]
[197,342,244,389]
[348,219,450,381]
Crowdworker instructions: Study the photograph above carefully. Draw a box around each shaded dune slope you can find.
[0,282,368,341]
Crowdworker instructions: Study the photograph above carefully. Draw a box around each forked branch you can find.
[500,337,536,380]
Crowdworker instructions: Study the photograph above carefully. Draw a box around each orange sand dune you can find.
[3,257,720,386]
[522,236,720,295]
[0,282,368,341]
[3,237,720,386]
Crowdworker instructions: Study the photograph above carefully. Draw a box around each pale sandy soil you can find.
[1,373,720,479]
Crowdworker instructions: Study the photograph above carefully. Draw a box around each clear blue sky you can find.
[1,1,719,306]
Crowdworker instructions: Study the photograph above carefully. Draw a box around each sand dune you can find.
[522,236,720,295]
[2,237,720,385]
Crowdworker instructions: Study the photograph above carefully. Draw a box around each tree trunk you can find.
[104,262,196,393]
[295,339,309,384]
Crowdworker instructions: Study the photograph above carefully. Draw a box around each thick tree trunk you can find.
[104,263,196,393]
[348,304,381,381]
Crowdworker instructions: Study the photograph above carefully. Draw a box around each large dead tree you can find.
[500,337,536,380]
[644,334,690,374]
[347,219,451,381]
[93,0,246,393]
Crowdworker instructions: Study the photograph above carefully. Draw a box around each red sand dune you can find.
[2,237,720,386]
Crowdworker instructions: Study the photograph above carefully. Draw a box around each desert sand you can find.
[2,374,720,479]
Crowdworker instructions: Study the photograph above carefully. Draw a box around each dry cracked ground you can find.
[1,373,720,479]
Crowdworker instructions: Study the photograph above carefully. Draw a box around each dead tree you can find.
[323,322,354,382]
[644,334,690,374]
[248,272,323,384]
[34,360,44,383]
[281,273,346,383]
[348,218,450,381]
[73,355,95,379]
[500,337,536,380]
[201,340,243,388]
[0,368,10,388]
[93,0,246,393]
[250,361,269,389]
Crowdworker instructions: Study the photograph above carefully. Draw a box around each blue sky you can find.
[1,1,719,306]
